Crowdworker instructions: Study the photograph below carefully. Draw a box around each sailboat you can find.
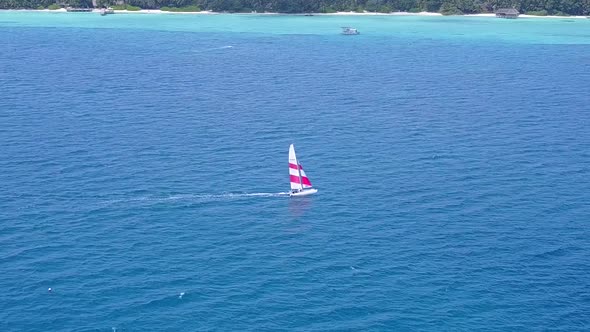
[289,144,318,197]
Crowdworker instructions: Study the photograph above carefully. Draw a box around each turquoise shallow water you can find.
[1,12,590,331]
[2,11,590,43]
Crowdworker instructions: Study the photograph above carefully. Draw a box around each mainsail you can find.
[289,144,313,191]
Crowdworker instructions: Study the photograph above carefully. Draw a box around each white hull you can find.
[290,188,318,197]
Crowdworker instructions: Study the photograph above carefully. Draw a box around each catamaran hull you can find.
[290,189,318,197]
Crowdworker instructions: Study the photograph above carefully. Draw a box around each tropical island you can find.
[1,0,589,17]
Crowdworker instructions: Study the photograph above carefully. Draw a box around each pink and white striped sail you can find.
[289,144,313,191]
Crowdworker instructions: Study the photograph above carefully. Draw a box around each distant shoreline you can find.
[2,8,589,19]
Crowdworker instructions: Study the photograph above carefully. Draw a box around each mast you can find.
[297,162,303,191]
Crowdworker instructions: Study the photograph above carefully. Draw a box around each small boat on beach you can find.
[341,27,360,35]
[289,144,318,197]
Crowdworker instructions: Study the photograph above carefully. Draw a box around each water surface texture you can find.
[1,12,589,331]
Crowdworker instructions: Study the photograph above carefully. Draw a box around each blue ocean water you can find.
[1,12,589,331]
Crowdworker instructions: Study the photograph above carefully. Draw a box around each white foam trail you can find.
[225,192,290,198]
[193,45,233,53]
[102,192,289,206]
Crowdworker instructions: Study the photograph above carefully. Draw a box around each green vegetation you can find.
[526,10,548,16]
[378,5,393,13]
[320,6,337,13]
[47,3,60,9]
[161,5,201,12]
[1,0,589,16]
[439,2,463,15]
[111,4,141,10]
[124,4,140,10]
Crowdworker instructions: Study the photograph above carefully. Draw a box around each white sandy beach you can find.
[464,12,588,19]
[5,8,589,19]
[314,11,442,16]
[520,14,588,19]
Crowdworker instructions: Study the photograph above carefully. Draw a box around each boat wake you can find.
[102,192,289,206]
[193,45,234,53]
